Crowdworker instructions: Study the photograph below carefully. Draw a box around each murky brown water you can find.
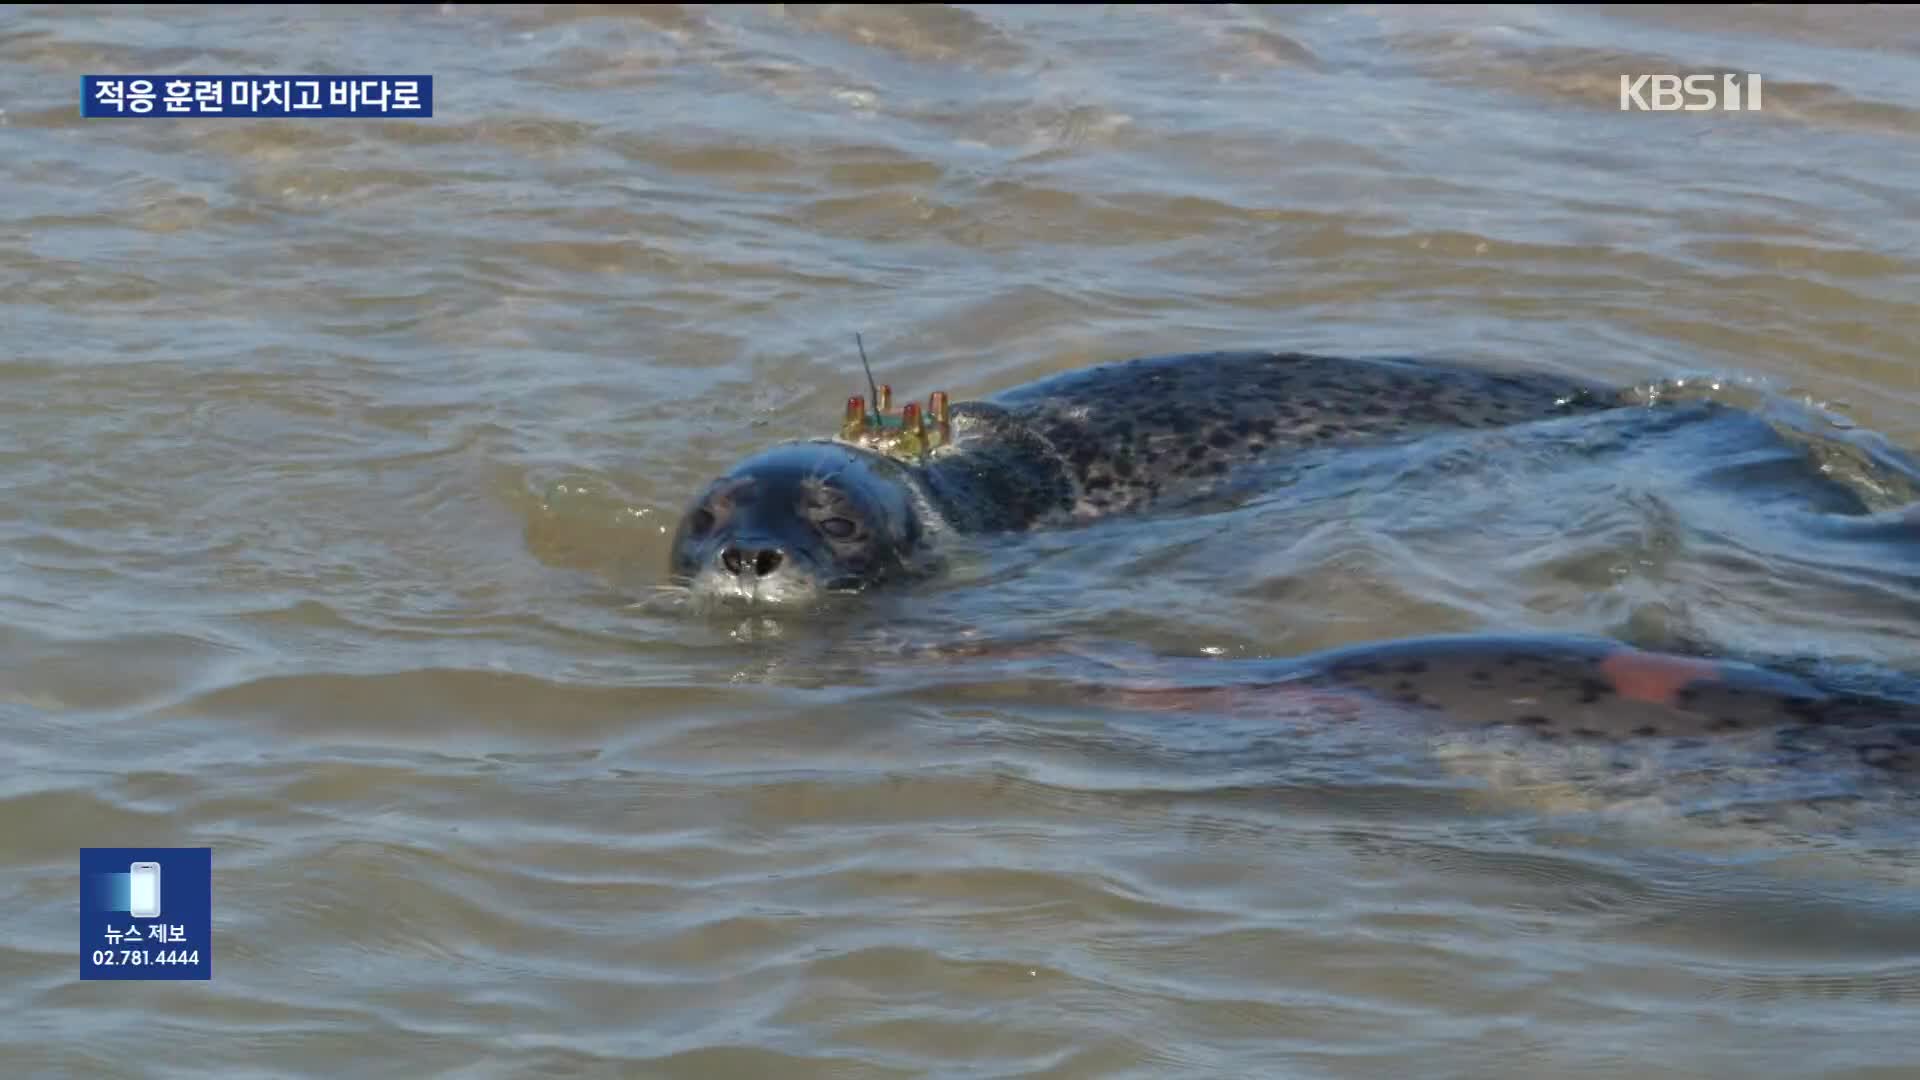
[5,4,1920,1077]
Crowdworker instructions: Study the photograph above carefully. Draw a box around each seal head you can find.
[668,440,929,608]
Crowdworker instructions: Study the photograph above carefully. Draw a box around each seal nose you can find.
[720,544,785,579]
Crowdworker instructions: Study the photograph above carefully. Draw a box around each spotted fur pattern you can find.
[1106,635,1920,776]
[911,351,1618,531]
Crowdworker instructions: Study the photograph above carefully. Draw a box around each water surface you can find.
[4,5,1920,1077]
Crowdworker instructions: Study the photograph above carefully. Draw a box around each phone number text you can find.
[89,949,200,966]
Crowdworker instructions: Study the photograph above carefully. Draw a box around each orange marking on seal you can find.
[1598,650,1723,706]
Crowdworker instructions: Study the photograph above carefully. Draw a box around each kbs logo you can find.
[1619,74,1763,111]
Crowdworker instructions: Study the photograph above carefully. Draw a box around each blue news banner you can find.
[79,848,212,980]
[82,75,432,118]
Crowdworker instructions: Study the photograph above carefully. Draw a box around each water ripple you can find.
[4,3,1920,1076]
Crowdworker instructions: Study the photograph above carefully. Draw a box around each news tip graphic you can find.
[81,75,433,118]
[80,848,211,981]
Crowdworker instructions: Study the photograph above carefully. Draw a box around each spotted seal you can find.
[1094,633,1920,775]
[668,350,1621,606]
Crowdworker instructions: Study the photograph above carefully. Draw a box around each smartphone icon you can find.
[129,862,161,918]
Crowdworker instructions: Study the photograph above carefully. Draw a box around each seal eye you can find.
[818,516,858,540]
[687,508,716,536]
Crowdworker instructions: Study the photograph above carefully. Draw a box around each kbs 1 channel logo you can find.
[81,75,432,118]
[79,848,212,980]
[1619,73,1763,112]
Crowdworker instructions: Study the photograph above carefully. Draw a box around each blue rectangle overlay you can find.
[82,76,432,118]
[80,848,212,980]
